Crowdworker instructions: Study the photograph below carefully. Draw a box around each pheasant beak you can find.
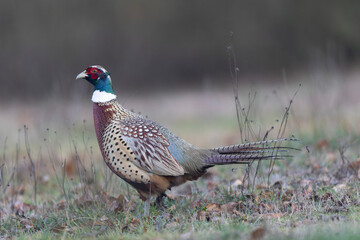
[76,71,88,80]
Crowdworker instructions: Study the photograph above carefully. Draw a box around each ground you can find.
[0,70,360,239]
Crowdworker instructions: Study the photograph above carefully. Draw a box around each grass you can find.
[1,71,360,239]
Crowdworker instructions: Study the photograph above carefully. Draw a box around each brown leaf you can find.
[9,184,25,196]
[65,156,77,176]
[250,226,266,240]
[271,181,282,190]
[282,189,294,202]
[197,204,221,221]
[311,162,321,171]
[321,192,333,201]
[205,203,221,212]
[348,158,360,170]
[220,202,238,214]
[12,200,36,214]
[105,193,125,213]
[358,168,360,180]
[291,203,298,212]
[56,199,67,210]
[316,139,329,149]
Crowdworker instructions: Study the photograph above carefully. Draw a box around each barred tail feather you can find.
[205,138,297,166]
[212,138,298,154]
[204,154,290,165]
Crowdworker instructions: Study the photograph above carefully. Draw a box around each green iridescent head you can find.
[76,65,114,94]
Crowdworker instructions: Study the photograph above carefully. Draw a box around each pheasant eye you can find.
[91,69,97,73]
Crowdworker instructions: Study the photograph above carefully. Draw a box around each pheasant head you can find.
[76,65,116,102]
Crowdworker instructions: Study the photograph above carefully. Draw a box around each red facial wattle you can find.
[86,67,100,80]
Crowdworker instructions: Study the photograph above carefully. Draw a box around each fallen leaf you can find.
[316,139,329,149]
[56,199,67,210]
[9,184,25,196]
[271,181,282,190]
[348,158,360,170]
[12,200,36,214]
[106,194,125,213]
[197,203,221,221]
[220,202,238,214]
[65,157,77,176]
[205,203,221,212]
[311,162,321,171]
[291,203,298,212]
[251,226,266,240]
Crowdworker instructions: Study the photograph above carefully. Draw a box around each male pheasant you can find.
[76,65,293,215]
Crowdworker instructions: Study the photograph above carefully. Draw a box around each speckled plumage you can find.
[93,99,211,200]
[77,65,294,205]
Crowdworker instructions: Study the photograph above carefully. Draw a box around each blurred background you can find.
[1,0,360,146]
[1,1,360,101]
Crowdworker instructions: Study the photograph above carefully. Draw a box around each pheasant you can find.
[76,65,294,216]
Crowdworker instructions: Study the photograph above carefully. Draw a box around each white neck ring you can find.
[91,90,117,103]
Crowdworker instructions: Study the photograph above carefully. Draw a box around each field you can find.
[1,70,360,239]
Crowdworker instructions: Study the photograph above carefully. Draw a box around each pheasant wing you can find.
[113,118,185,176]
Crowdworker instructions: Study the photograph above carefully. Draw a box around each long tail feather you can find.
[204,154,292,165]
[212,138,298,154]
[205,138,297,166]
